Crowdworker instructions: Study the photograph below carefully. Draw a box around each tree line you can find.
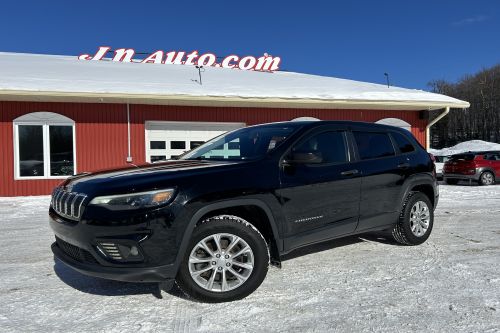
[428,64,500,149]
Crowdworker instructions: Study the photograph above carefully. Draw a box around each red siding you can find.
[0,101,427,196]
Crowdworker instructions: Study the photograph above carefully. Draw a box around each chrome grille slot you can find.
[98,242,123,260]
[51,188,87,221]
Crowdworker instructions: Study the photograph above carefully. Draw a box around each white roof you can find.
[0,52,469,110]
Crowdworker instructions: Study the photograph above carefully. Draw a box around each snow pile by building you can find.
[429,140,500,156]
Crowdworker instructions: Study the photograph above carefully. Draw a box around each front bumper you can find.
[52,242,175,282]
[49,208,182,283]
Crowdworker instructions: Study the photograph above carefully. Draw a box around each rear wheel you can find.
[479,171,495,186]
[392,192,434,245]
[175,215,269,303]
[445,178,459,185]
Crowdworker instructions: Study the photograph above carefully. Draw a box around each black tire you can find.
[392,192,434,246]
[175,215,269,303]
[445,178,459,185]
[479,171,495,186]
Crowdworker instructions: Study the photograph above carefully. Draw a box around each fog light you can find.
[130,246,139,256]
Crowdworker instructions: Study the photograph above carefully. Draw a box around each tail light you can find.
[429,153,436,178]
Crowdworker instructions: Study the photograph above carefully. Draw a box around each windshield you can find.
[180,124,300,161]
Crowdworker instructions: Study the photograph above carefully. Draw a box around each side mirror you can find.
[285,152,323,165]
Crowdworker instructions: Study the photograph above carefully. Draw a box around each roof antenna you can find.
[192,65,205,85]
[384,72,390,88]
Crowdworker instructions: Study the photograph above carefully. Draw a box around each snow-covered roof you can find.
[0,52,469,110]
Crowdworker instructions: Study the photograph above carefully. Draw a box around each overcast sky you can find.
[1,0,499,90]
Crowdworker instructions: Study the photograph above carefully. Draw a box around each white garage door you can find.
[145,121,245,162]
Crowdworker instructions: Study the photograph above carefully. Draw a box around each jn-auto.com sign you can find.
[79,46,281,72]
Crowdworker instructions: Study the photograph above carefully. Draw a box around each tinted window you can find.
[450,154,475,161]
[150,141,166,149]
[292,131,347,164]
[170,141,186,149]
[484,153,500,161]
[391,132,415,154]
[354,131,395,160]
[150,155,166,162]
[49,126,74,176]
[18,125,44,177]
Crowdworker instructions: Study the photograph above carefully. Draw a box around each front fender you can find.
[171,198,282,277]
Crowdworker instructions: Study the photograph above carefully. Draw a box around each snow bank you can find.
[429,140,500,156]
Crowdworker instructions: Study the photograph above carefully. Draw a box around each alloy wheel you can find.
[188,233,254,292]
[481,172,494,185]
[409,200,430,237]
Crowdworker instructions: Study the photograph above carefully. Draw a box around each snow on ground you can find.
[429,140,500,156]
[0,185,499,332]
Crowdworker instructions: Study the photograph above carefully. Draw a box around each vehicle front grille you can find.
[55,237,98,264]
[51,187,87,221]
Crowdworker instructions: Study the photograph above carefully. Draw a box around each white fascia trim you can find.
[0,90,471,111]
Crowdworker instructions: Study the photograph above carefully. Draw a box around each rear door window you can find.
[390,132,415,154]
[353,131,395,160]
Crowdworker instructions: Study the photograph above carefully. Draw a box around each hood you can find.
[62,159,245,196]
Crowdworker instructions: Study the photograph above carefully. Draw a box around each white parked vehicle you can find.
[434,155,450,179]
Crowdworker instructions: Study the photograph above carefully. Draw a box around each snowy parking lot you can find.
[0,184,499,332]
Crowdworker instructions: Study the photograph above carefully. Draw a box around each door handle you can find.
[341,169,359,176]
[397,163,410,169]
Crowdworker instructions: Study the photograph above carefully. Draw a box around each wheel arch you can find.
[478,167,497,177]
[400,174,438,209]
[173,199,282,276]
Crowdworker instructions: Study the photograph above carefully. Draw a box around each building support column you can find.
[126,103,133,162]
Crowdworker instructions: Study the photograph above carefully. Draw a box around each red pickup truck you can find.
[443,151,500,185]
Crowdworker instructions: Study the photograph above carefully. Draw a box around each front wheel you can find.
[479,171,495,186]
[392,192,434,245]
[175,215,269,303]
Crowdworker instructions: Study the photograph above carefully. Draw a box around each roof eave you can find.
[0,90,471,111]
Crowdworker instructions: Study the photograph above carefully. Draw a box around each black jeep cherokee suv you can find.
[50,121,438,302]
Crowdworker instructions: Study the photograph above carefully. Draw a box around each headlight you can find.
[88,188,175,210]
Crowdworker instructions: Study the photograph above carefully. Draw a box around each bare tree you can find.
[428,64,500,148]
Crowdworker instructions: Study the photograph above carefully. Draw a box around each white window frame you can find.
[13,112,76,180]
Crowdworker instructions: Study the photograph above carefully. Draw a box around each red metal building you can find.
[0,53,469,196]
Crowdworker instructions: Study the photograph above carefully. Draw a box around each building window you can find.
[150,141,166,149]
[14,112,76,179]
